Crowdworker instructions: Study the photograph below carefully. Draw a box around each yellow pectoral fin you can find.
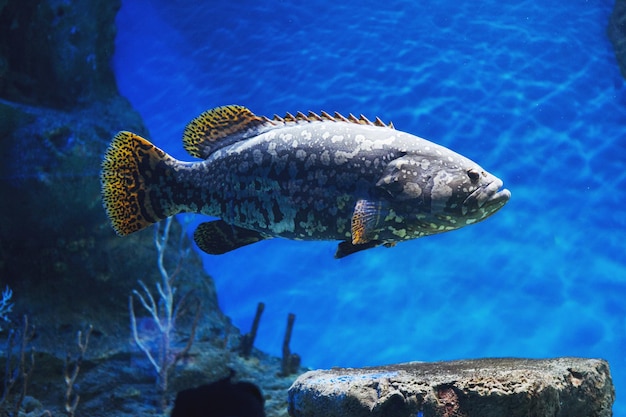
[351,199,385,245]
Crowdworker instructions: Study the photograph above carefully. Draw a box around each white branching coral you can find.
[0,286,13,331]
[128,217,201,412]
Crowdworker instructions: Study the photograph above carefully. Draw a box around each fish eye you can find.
[467,168,480,182]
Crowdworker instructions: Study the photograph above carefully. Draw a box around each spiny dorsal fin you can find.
[271,110,394,129]
[320,111,334,121]
[184,105,395,159]
[183,105,271,159]
[307,111,323,121]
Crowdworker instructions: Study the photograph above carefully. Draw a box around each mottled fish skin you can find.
[101,105,510,258]
[178,122,495,238]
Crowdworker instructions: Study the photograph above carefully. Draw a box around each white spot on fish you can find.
[320,150,331,165]
[305,153,317,169]
[296,150,307,162]
[403,182,422,197]
[252,149,263,165]
[432,171,453,200]
[334,148,359,165]
[267,141,278,158]
[372,136,396,150]
[359,139,375,151]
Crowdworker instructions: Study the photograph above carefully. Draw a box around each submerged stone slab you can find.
[288,357,614,417]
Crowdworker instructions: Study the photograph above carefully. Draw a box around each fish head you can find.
[431,163,511,226]
[375,152,510,238]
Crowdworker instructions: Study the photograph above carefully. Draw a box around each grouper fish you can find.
[101,105,510,258]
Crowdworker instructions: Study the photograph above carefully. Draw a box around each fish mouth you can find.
[484,179,511,209]
[465,178,511,211]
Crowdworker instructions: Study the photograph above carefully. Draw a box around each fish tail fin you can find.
[101,131,180,235]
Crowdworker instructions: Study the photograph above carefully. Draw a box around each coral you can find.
[63,325,92,417]
[0,315,36,415]
[0,286,13,331]
[129,218,202,412]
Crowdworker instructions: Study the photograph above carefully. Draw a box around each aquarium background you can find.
[115,0,626,414]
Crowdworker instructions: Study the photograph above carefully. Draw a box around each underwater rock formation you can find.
[608,0,626,79]
[0,0,161,359]
[288,357,614,417]
[0,0,119,108]
[0,1,302,416]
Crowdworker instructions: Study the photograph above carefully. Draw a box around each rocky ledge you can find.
[288,357,614,417]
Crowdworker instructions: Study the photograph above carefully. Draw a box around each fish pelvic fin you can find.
[335,240,383,259]
[193,220,266,255]
[100,131,179,236]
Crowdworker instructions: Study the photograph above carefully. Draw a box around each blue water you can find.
[115,0,626,414]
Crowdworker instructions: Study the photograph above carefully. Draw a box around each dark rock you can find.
[288,357,614,417]
[0,0,120,108]
[171,372,266,417]
[608,0,626,79]
[0,93,232,359]
[0,0,231,361]
[0,1,300,416]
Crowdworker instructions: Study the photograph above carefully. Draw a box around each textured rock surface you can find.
[0,0,120,107]
[0,1,301,416]
[608,0,626,79]
[288,357,614,417]
[0,0,163,360]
